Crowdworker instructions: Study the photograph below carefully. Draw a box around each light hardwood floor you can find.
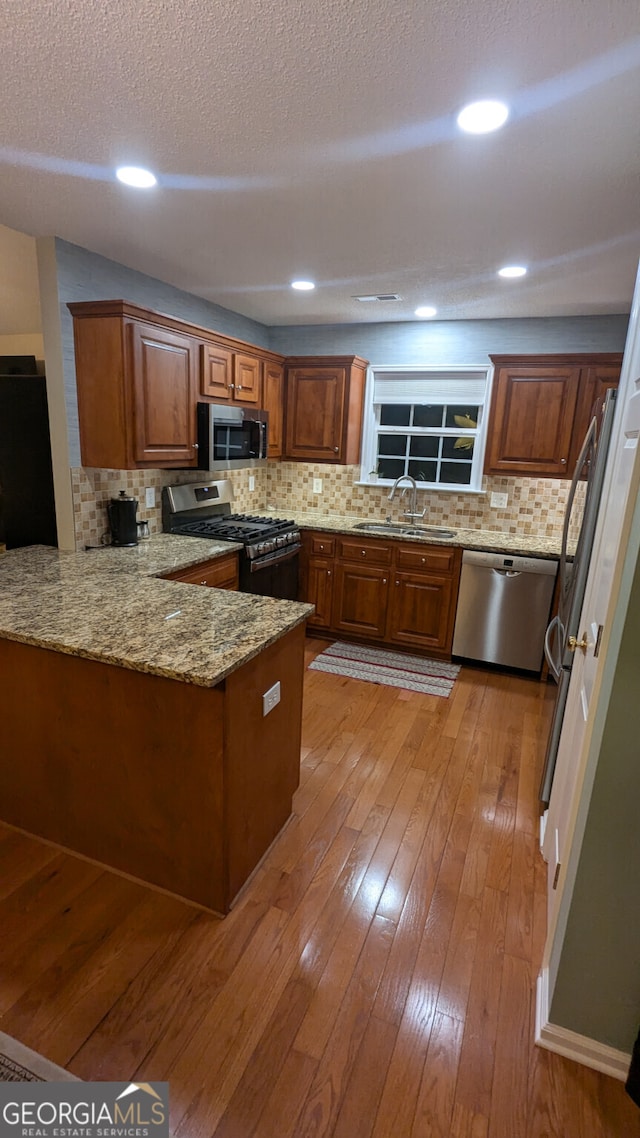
[1,638,638,1137]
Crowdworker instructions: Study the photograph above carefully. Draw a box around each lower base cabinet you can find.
[300,530,461,658]
[161,552,239,589]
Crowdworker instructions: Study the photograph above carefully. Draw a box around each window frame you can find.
[359,364,493,493]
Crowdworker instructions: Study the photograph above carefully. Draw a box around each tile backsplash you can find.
[71,462,577,549]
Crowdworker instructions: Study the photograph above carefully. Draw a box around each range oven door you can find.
[239,544,300,600]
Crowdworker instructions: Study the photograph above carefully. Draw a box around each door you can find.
[306,558,334,628]
[200,342,233,400]
[233,354,261,404]
[285,367,346,461]
[130,323,197,464]
[262,362,284,457]
[485,365,580,476]
[332,564,389,638]
[542,368,640,920]
[387,572,453,653]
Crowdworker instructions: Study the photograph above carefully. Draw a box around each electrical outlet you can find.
[313,478,323,493]
[490,491,508,509]
[249,475,255,492]
[145,487,156,509]
[262,681,281,717]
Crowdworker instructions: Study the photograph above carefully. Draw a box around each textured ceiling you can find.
[1,0,639,325]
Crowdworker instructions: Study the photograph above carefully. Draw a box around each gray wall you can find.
[54,239,271,467]
[270,316,629,364]
[550,546,640,1052]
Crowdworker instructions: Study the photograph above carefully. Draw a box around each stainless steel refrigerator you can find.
[539,387,617,805]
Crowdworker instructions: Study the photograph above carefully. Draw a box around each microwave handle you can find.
[259,419,267,455]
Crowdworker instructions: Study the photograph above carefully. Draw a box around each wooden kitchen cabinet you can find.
[485,354,622,478]
[161,552,239,590]
[300,529,461,658]
[300,532,335,629]
[70,301,200,469]
[262,361,285,457]
[284,355,368,463]
[200,342,262,404]
[69,300,286,469]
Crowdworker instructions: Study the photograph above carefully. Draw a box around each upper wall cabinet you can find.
[284,355,368,464]
[485,354,622,478]
[68,301,284,469]
[200,343,261,404]
[262,362,284,458]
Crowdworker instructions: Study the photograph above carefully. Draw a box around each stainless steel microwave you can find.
[196,402,268,470]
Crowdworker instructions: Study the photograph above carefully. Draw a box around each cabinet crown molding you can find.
[489,352,623,367]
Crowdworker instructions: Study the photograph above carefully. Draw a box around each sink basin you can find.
[353,522,456,540]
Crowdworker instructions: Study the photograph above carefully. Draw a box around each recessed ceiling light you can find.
[498,265,527,278]
[457,100,509,134]
[291,280,315,291]
[115,165,157,188]
[415,306,437,318]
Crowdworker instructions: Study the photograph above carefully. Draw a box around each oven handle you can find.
[249,542,301,572]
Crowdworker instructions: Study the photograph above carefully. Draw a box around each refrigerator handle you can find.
[559,416,597,604]
[544,613,562,681]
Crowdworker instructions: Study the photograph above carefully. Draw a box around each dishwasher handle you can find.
[494,569,521,577]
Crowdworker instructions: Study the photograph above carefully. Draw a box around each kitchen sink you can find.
[353,522,457,539]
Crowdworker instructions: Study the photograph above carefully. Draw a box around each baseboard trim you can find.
[535,969,631,1081]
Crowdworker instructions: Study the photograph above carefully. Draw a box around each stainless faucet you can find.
[387,474,426,520]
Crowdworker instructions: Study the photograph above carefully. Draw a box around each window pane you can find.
[442,435,474,460]
[409,436,439,458]
[380,405,411,426]
[440,461,472,485]
[377,457,406,479]
[378,433,407,457]
[413,405,444,428]
[408,459,437,482]
[445,405,479,429]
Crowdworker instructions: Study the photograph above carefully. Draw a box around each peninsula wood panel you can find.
[0,650,637,1135]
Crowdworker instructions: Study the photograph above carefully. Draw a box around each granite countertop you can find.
[283,510,562,560]
[0,540,312,687]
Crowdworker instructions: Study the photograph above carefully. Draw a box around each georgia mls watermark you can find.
[0,1082,169,1138]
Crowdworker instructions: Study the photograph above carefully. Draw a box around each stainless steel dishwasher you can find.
[452,550,558,672]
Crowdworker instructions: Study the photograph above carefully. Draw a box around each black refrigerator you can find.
[0,356,58,550]
[539,387,617,805]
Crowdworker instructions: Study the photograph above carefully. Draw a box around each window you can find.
[360,366,491,492]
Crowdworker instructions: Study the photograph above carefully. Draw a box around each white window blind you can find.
[373,370,488,405]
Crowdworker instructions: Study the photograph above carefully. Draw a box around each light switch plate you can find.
[490,491,508,508]
[263,681,281,716]
[145,487,156,508]
[313,478,323,493]
[249,475,255,492]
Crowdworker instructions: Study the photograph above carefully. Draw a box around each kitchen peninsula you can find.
[0,541,312,914]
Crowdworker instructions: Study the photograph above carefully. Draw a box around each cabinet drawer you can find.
[396,543,456,574]
[338,537,392,567]
[309,535,335,557]
[162,553,239,589]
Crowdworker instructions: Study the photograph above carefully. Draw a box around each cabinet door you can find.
[262,362,284,457]
[485,366,580,477]
[129,323,198,465]
[233,353,261,404]
[387,572,454,654]
[568,365,620,473]
[332,563,389,638]
[285,367,346,461]
[201,342,233,400]
[306,558,334,628]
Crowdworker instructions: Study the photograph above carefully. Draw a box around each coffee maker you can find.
[107,491,138,547]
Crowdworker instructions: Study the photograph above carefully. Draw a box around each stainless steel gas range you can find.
[162,480,301,600]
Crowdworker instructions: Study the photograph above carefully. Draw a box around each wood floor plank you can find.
[0,651,635,1138]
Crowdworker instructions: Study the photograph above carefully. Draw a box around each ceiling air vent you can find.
[353,293,402,302]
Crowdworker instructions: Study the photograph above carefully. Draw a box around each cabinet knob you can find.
[395,579,400,585]
[327,570,331,578]
[382,578,387,584]
[334,446,339,453]
[361,549,366,556]
[421,557,425,564]
[228,383,235,390]
[200,580,207,586]
[319,544,324,551]
[561,457,567,464]
[237,384,243,390]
